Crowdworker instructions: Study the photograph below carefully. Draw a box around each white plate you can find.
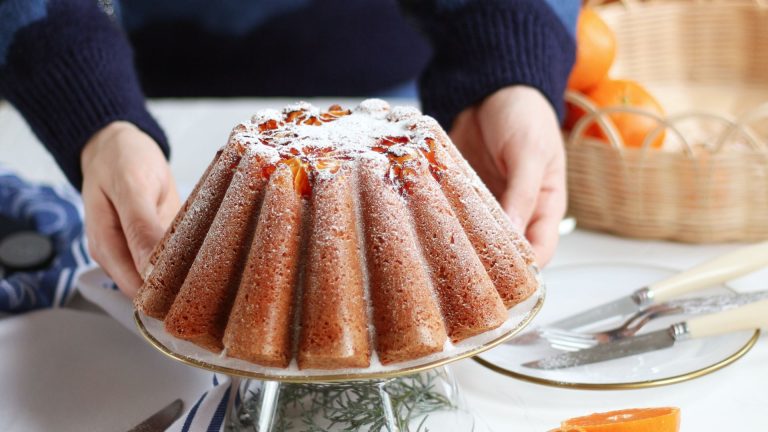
[135,276,545,383]
[474,262,759,389]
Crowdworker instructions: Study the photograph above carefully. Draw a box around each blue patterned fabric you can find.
[0,166,91,312]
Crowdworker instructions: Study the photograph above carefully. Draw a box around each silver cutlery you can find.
[524,298,768,370]
[541,290,768,351]
[126,398,184,432]
[509,241,768,346]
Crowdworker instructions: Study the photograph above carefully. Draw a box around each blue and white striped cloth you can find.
[0,166,94,312]
[170,374,237,432]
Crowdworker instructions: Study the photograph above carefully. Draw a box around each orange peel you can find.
[554,407,680,432]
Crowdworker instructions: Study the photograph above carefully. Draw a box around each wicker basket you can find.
[566,0,768,242]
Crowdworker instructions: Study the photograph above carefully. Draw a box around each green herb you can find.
[231,370,457,432]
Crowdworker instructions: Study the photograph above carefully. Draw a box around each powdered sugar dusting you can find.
[229,101,442,190]
[280,113,407,153]
[239,105,406,157]
[388,145,417,158]
[282,101,316,115]
[250,109,281,125]
[243,140,281,163]
[387,106,421,122]
[355,98,390,116]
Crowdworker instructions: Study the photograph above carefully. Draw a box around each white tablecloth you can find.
[1,99,767,431]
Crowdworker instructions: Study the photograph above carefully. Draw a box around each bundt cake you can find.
[135,99,538,370]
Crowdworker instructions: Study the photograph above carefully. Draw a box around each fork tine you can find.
[539,328,599,350]
[548,339,597,351]
[540,328,597,342]
[546,338,597,350]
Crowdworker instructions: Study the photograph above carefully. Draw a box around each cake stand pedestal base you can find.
[227,366,491,432]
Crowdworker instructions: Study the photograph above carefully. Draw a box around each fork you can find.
[539,290,768,351]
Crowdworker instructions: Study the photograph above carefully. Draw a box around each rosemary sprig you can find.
[231,370,456,432]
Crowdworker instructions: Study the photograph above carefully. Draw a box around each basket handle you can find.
[565,91,690,157]
[661,111,764,154]
[715,102,768,154]
[564,91,624,151]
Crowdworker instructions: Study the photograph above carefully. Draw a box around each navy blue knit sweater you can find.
[0,0,576,189]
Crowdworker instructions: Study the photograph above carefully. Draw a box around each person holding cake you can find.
[0,0,577,297]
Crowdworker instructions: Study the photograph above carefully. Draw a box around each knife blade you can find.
[524,297,768,370]
[524,327,677,370]
[127,399,184,432]
[545,295,642,331]
[512,242,768,343]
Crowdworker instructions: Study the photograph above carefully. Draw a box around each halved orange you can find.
[553,407,680,432]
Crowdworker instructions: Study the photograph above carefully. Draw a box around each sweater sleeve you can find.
[0,0,169,190]
[400,0,576,130]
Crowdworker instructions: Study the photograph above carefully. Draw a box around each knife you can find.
[652,290,768,317]
[544,241,768,332]
[127,399,184,432]
[524,298,768,370]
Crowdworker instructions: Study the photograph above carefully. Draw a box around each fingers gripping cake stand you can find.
[133,100,545,431]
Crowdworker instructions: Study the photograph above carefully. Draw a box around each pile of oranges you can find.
[550,407,681,432]
[565,8,666,149]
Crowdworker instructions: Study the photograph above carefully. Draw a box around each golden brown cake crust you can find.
[432,143,537,307]
[164,151,268,352]
[404,162,508,343]
[297,168,371,370]
[358,160,448,364]
[426,121,537,266]
[222,164,303,368]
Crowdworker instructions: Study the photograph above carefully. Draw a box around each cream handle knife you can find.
[648,241,768,303]
[687,297,768,338]
[527,241,768,335]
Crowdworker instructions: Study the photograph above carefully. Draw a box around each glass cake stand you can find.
[227,366,491,432]
[134,271,544,431]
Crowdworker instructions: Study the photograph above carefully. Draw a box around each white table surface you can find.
[1,99,767,431]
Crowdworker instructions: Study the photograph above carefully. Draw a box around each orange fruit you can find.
[568,8,617,92]
[553,407,680,432]
[578,78,666,149]
[563,99,588,132]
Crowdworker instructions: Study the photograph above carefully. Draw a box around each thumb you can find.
[113,191,166,274]
[499,153,543,234]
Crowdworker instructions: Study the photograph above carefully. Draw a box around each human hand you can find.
[81,121,180,297]
[449,85,566,266]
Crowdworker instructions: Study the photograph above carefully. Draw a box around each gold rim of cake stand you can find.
[134,285,545,383]
[472,329,760,390]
